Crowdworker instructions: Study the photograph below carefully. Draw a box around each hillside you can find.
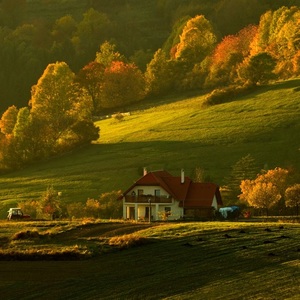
[0,80,299,216]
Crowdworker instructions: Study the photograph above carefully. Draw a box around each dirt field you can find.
[0,222,299,300]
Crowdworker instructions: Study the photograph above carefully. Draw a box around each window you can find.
[155,189,160,197]
[137,189,144,196]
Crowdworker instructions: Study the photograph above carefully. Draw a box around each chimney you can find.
[181,169,185,184]
[143,167,147,176]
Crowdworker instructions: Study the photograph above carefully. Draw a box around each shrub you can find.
[109,234,149,249]
[204,84,254,106]
[12,230,40,240]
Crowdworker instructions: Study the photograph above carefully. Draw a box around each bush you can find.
[204,84,255,106]
[109,234,149,249]
[12,230,40,240]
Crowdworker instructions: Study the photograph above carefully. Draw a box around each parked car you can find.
[7,208,30,220]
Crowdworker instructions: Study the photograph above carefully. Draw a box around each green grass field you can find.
[0,220,299,299]
[0,80,299,218]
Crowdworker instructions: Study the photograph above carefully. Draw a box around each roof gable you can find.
[122,170,223,207]
[184,182,222,208]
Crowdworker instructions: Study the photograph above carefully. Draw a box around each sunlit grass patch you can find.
[0,245,92,260]
[108,233,150,249]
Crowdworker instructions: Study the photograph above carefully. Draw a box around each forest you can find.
[0,0,300,171]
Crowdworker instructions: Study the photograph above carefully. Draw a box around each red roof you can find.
[123,170,223,208]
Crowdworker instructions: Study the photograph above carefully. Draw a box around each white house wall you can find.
[123,185,183,221]
[211,195,218,209]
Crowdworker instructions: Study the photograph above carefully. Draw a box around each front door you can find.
[129,207,135,220]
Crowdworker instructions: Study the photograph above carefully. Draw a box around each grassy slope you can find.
[0,80,299,217]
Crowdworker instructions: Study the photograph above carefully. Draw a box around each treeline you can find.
[0,3,300,170]
[17,187,123,220]
[0,0,299,111]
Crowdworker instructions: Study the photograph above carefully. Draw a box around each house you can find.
[121,169,223,221]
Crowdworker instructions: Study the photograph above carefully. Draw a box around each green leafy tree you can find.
[51,15,77,43]
[145,49,174,96]
[73,8,112,59]
[66,202,85,219]
[174,15,217,66]
[237,52,276,85]
[30,62,96,152]
[85,198,101,218]
[30,62,76,139]
[70,120,100,145]
[95,41,125,67]
[13,107,30,139]
[99,190,122,219]
[50,15,77,64]
[224,154,258,205]
[285,184,300,215]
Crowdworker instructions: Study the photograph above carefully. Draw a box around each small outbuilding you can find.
[121,169,223,221]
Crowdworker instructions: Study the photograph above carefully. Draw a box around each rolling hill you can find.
[0,79,299,217]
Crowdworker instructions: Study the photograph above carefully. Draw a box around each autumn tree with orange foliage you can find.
[76,61,105,114]
[101,61,145,109]
[206,25,257,87]
[239,167,289,215]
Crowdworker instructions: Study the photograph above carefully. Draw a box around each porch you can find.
[124,195,173,204]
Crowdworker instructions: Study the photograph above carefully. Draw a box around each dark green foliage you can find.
[0,0,297,113]
[223,154,260,206]
[203,84,255,106]
[238,52,277,86]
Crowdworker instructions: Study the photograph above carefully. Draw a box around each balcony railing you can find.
[124,195,172,204]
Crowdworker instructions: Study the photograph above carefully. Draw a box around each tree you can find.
[95,41,125,67]
[224,154,258,205]
[174,15,217,66]
[30,62,76,138]
[237,52,277,86]
[76,61,105,114]
[240,180,281,215]
[101,61,145,108]
[206,25,257,87]
[38,186,61,219]
[51,15,77,43]
[145,49,174,96]
[18,200,38,219]
[85,198,101,218]
[66,202,85,219]
[250,7,300,78]
[0,105,18,135]
[98,190,122,219]
[13,107,30,139]
[239,167,289,215]
[73,8,112,59]
[30,62,96,152]
[285,184,300,215]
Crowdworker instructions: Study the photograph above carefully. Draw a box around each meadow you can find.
[0,79,299,218]
[0,219,299,299]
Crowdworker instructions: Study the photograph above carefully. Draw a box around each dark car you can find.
[7,208,30,220]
